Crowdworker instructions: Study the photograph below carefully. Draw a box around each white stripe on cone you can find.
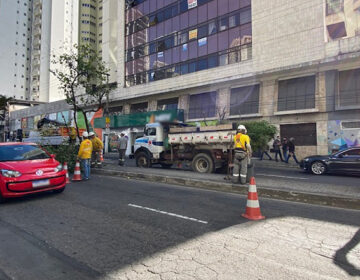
[249,184,257,192]
[246,199,260,208]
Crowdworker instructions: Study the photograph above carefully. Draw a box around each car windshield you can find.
[0,145,50,162]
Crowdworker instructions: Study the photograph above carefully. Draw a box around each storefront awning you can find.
[94,109,184,129]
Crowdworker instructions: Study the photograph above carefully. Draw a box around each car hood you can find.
[304,155,330,160]
[0,158,59,174]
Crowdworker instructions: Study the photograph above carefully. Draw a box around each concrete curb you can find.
[92,169,360,210]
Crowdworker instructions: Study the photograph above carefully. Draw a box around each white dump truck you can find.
[134,122,237,173]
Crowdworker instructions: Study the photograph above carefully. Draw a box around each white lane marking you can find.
[128,204,208,224]
[256,173,308,180]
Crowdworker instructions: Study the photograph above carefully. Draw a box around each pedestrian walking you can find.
[285,137,299,164]
[282,137,289,160]
[272,136,284,162]
[260,144,272,160]
[118,133,128,166]
[89,132,104,168]
[77,131,93,180]
[232,125,252,185]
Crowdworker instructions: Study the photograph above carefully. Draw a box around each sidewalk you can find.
[93,158,360,210]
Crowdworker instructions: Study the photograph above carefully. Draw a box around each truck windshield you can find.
[0,145,50,162]
[145,127,156,136]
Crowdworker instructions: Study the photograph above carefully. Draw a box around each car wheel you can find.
[310,161,326,175]
[136,152,152,168]
[53,187,66,194]
[192,153,214,173]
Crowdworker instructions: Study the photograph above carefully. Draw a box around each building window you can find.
[188,92,217,119]
[230,84,260,115]
[280,123,317,146]
[277,76,316,111]
[108,106,123,116]
[130,102,148,113]
[157,98,179,110]
[339,68,360,107]
[326,0,344,16]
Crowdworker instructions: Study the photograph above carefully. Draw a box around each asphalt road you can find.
[109,157,360,188]
[0,175,359,279]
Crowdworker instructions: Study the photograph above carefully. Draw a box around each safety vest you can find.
[78,139,93,159]
[234,133,250,151]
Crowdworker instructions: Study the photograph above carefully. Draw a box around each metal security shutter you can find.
[157,98,179,110]
[230,84,259,115]
[278,76,315,111]
[188,92,217,119]
[339,68,360,107]
[280,123,317,146]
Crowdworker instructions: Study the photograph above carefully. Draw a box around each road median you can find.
[92,167,360,210]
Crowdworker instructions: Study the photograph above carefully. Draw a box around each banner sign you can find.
[188,0,197,9]
[189,29,198,40]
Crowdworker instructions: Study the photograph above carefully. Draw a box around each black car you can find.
[300,147,360,175]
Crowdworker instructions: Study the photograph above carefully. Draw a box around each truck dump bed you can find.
[168,124,236,145]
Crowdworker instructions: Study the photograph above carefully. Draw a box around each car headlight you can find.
[1,169,22,178]
[304,158,310,162]
[54,164,63,172]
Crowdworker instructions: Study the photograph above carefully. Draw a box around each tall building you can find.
[78,0,118,83]
[9,0,360,157]
[0,0,78,103]
[30,0,79,102]
[107,0,360,157]
[0,0,33,100]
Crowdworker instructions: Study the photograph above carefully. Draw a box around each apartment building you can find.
[30,0,79,102]
[0,0,33,100]
[79,0,118,83]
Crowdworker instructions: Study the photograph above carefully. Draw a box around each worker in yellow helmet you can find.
[232,125,252,185]
[77,131,93,180]
[89,132,104,168]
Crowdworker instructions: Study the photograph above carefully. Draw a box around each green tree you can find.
[242,120,277,152]
[51,44,116,139]
[0,95,12,110]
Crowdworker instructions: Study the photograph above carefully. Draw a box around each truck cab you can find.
[134,123,167,167]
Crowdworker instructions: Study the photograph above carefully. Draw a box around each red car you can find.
[0,143,67,202]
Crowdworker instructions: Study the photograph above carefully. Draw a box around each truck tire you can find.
[136,152,152,168]
[192,153,214,173]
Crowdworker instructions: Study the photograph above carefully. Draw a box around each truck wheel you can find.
[136,152,152,168]
[192,153,214,173]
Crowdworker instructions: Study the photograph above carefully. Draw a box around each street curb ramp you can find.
[92,169,360,210]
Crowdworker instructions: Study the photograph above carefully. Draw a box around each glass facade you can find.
[125,0,252,87]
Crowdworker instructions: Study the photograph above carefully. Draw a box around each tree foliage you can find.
[45,143,79,173]
[242,120,277,152]
[51,44,116,138]
[0,95,12,110]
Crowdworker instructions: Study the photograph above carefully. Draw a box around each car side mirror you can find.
[337,154,343,158]
[50,154,55,159]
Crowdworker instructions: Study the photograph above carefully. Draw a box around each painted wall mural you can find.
[328,120,360,153]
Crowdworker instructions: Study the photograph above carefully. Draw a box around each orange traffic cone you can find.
[64,162,70,184]
[242,177,265,220]
[72,161,82,181]
[100,150,104,162]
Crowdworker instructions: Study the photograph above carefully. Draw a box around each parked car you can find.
[0,143,67,202]
[300,147,360,175]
